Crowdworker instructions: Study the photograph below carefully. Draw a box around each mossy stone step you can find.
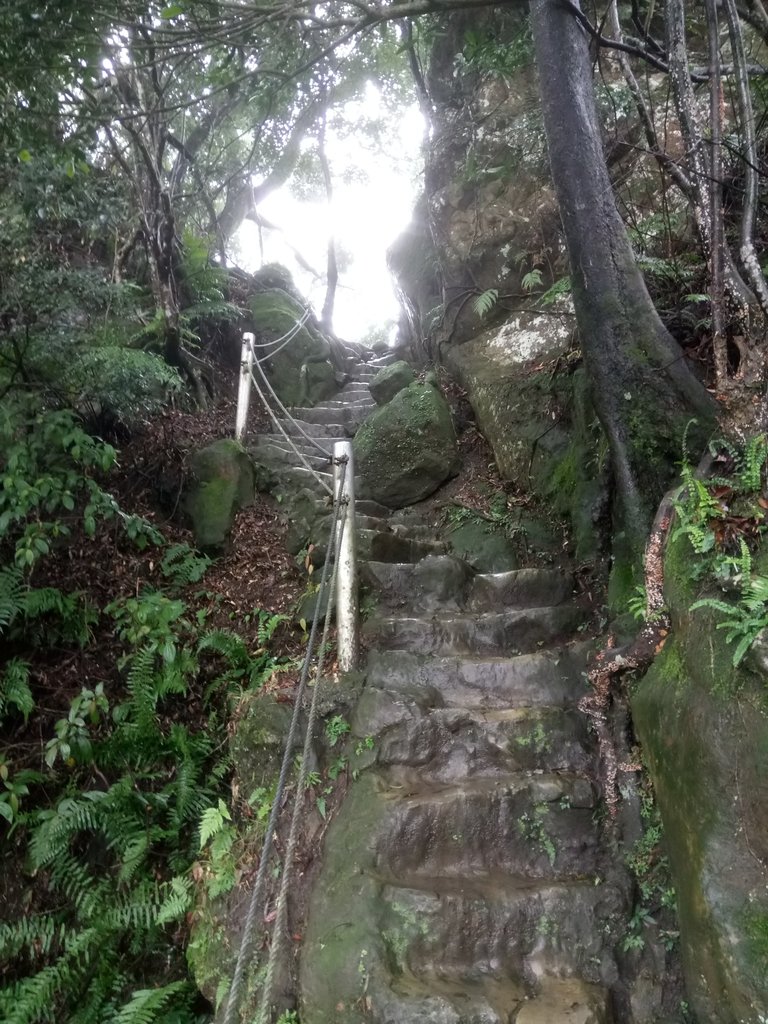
[364,603,581,657]
[373,773,601,883]
[364,648,589,710]
[378,880,623,993]
[352,695,593,779]
[361,559,573,615]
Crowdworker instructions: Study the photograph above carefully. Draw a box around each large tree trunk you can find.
[530,0,716,561]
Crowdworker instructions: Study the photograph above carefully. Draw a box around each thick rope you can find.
[248,339,340,457]
[248,309,313,350]
[248,365,334,496]
[256,490,349,1024]
[221,459,347,1024]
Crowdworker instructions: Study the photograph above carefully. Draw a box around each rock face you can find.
[369,360,416,405]
[354,382,461,508]
[184,439,255,549]
[632,531,768,1024]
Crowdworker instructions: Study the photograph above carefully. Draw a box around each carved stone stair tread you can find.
[364,604,581,656]
[362,560,574,614]
[364,648,590,709]
[288,405,372,426]
[373,776,604,882]
[353,695,592,778]
[377,880,623,990]
[274,417,351,437]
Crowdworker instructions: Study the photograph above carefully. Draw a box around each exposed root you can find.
[581,454,714,813]
[578,504,675,815]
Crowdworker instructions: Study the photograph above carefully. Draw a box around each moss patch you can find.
[185,439,255,550]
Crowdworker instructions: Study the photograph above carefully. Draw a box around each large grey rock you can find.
[354,382,461,508]
[184,439,255,550]
[369,360,416,405]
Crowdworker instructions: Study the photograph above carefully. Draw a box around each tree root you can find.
[580,454,714,813]
[578,490,678,814]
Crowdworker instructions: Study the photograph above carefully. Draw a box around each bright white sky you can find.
[234,86,425,342]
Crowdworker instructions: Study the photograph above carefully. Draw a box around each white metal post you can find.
[333,441,358,672]
[235,333,254,441]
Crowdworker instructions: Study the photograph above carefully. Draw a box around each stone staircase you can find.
[251,356,636,1023]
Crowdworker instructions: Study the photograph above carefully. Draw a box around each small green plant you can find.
[325,715,350,747]
[692,572,768,666]
[517,804,557,866]
[472,288,499,319]
[521,267,543,292]
[44,683,109,767]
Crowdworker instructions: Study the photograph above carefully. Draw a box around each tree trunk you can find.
[530,0,716,561]
[317,114,338,334]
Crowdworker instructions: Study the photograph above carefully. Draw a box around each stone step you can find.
[364,648,589,710]
[373,774,603,883]
[378,881,623,995]
[275,418,351,438]
[356,499,392,518]
[256,434,348,456]
[352,695,593,779]
[252,442,333,471]
[364,603,581,656]
[311,529,447,567]
[322,396,376,409]
[288,405,371,427]
[362,559,573,615]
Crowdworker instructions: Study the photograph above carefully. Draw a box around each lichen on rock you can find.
[184,438,256,550]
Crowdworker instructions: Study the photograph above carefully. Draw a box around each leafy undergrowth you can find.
[0,391,307,1024]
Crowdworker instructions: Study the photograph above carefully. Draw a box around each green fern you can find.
[0,566,23,633]
[159,543,211,587]
[0,658,34,723]
[113,981,190,1024]
[472,288,499,318]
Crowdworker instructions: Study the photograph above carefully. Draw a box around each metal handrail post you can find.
[333,441,358,671]
[235,333,254,441]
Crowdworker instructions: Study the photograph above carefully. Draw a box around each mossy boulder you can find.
[632,531,768,1023]
[185,439,255,550]
[354,382,460,508]
[369,360,415,406]
[248,289,336,407]
[446,519,519,573]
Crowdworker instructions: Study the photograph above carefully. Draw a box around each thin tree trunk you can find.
[317,113,338,334]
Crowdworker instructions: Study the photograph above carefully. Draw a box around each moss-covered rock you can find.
[446,519,519,572]
[369,360,415,406]
[248,289,335,407]
[354,382,460,508]
[632,531,768,1023]
[185,439,255,550]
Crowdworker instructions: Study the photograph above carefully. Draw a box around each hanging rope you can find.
[255,487,348,1024]
[247,308,313,350]
[221,458,348,1024]
[248,364,334,496]
[248,337,339,457]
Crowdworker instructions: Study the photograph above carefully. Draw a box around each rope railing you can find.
[221,458,349,1024]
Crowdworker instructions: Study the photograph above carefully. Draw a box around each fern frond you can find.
[257,611,286,646]
[0,566,23,633]
[0,658,34,723]
[113,981,189,1024]
[472,288,499,318]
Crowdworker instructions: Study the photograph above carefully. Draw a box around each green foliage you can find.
[0,659,34,724]
[521,268,543,293]
[691,570,768,667]
[622,787,677,953]
[325,715,350,747]
[160,544,212,586]
[472,288,499,319]
[457,20,533,77]
[673,430,768,667]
